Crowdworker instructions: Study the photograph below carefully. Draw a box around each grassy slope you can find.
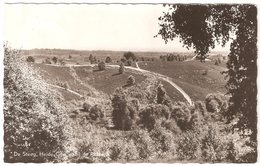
[30,63,147,100]
[138,60,228,101]
[74,66,147,94]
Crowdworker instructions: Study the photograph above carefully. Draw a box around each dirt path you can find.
[47,83,84,98]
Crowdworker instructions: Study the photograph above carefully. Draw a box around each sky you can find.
[4,3,231,52]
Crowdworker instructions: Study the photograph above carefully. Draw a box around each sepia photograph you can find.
[3,1,258,163]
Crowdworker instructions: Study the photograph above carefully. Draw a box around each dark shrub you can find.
[140,104,170,131]
[105,56,112,63]
[45,58,52,64]
[157,85,171,106]
[26,56,35,62]
[52,56,58,64]
[89,105,104,120]
[126,75,135,85]
[126,59,132,66]
[119,63,125,74]
[161,119,181,134]
[83,102,91,112]
[98,61,106,70]
[121,57,126,63]
[111,88,139,130]
[170,106,191,131]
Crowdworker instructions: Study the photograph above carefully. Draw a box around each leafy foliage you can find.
[26,56,35,62]
[4,43,72,162]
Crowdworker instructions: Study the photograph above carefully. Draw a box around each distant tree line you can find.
[159,54,187,61]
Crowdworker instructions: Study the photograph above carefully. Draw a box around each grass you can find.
[74,66,147,94]
[30,63,147,101]
[138,60,228,101]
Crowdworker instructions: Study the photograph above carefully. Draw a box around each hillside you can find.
[138,60,228,101]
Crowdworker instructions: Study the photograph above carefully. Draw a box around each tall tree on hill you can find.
[156,4,257,144]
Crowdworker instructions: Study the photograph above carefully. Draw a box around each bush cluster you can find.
[4,44,72,163]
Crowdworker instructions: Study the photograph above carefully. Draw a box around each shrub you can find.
[139,104,170,131]
[26,56,35,62]
[121,57,126,63]
[126,59,132,66]
[119,63,125,74]
[98,61,106,70]
[170,106,191,131]
[161,119,181,134]
[215,60,219,65]
[129,129,156,159]
[157,85,171,106]
[45,58,52,64]
[205,94,225,114]
[58,59,66,65]
[83,102,91,112]
[89,105,105,120]
[126,75,135,85]
[52,56,58,64]
[105,56,112,63]
[4,44,71,162]
[111,88,139,130]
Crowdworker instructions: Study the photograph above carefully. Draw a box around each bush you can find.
[126,75,135,85]
[83,102,91,112]
[98,61,106,70]
[119,63,125,74]
[205,94,227,114]
[126,59,132,66]
[111,88,139,130]
[4,44,71,162]
[89,105,105,120]
[26,56,35,62]
[170,106,191,131]
[139,104,170,131]
[157,85,171,106]
[121,57,126,63]
[59,59,66,65]
[52,56,58,64]
[45,58,52,64]
[105,56,112,63]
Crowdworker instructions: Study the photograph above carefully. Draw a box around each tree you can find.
[26,56,35,62]
[69,54,72,59]
[105,56,112,63]
[52,56,58,64]
[156,4,257,144]
[98,61,106,70]
[123,52,136,61]
[119,63,125,74]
